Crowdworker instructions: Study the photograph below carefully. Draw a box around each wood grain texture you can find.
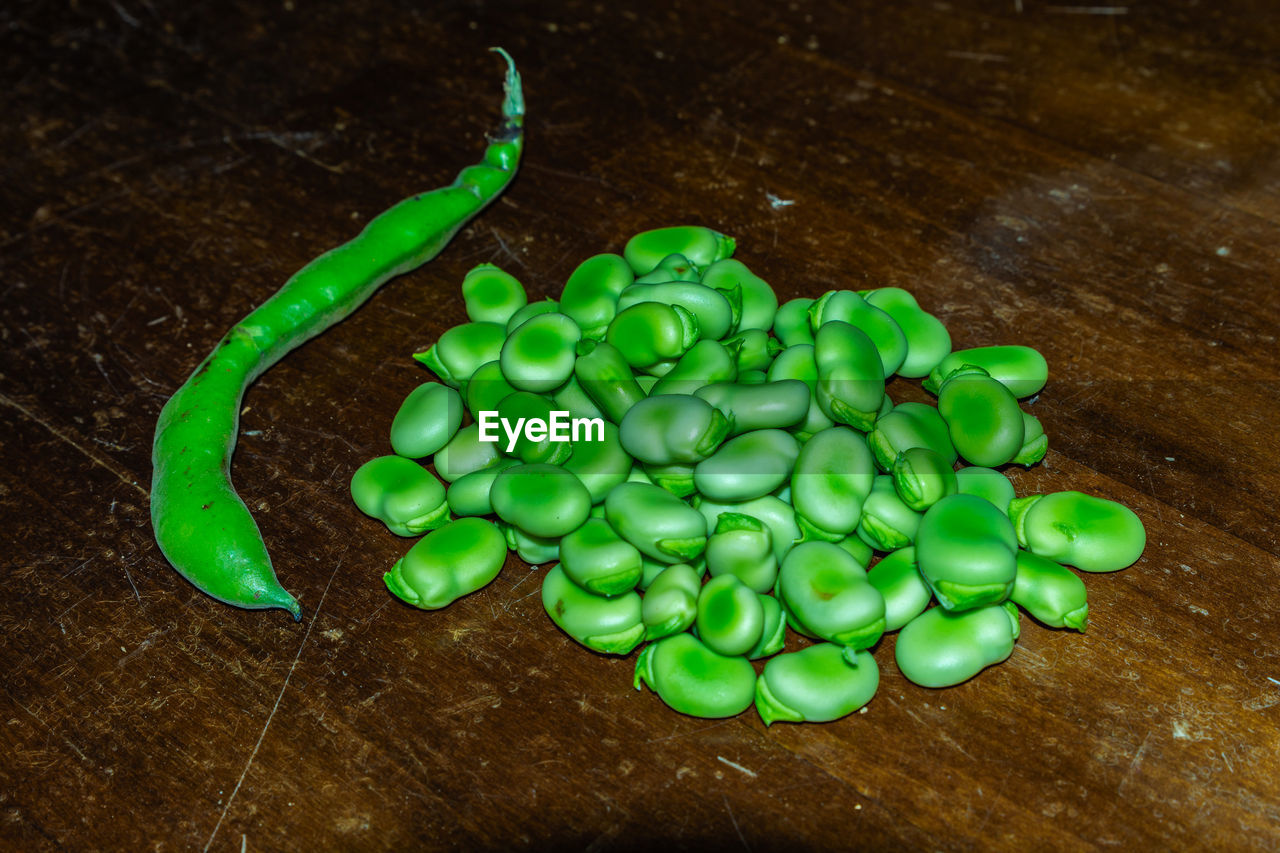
[2,0,1278,849]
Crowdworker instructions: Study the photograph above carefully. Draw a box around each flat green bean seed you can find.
[1009,491,1146,572]
[501,522,560,565]
[701,259,778,332]
[434,423,502,482]
[705,512,778,593]
[559,518,643,595]
[776,541,885,649]
[1011,550,1088,631]
[384,517,507,610]
[1014,411,1048,466]
[954,466,1016,514]
[634,633,757,719]
[445,457,519,517]
[863,287,951,379]
[695,380,810,436]
[648,340,739,396]
[895,602,1020,688]
[574,339,646,424]
[490,463,591,538]
[725,328,782,372]
[623,226,736,276]
[937,368,1026,467]
[413,321,506,388]
[867,546,931,631]
[746,593,787,659]
[561,421,632,504]
[465,359,518,418]
[924,345,1048,399]
[495,391,572,465]
[389,382,464,459]
[605,302,699,369]
[809,290,908,377]
[351,455,450,536]
[633,252,698,284]
[695,494,800,562]
[791,426,875,538]
[756,644,879,725]
[641,562,701,640]
[462,263,527,325]
[892,446,958,511]
[618,282,737,342]
[856,474,923,551]
[696,574,765,657]
[500,312,582,393]
[694,429,799,501]
[916,494,1018,611]
[867,401,957,471]
[559,253,634,339]
[813,321,885,431]
[542,565,644,654]
[619,394,730,466]
[605,482,707,563]
[505,297,559,334]
[774,297,815,347]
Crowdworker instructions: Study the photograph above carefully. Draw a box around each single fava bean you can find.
[867,546,932,631]
[551,373,606,423]
[695,494,800,563]
[351,455,450,536]
[605,302,699,370]
[694,380,810,436]
[500,312,582,393]
[937,367,1026,467]
[619,394,731,466]
[756,644,879,726]
[1014,411,1048,466]
[955,466,1016,514]
[747,593,787,659]
[464,359,519,418]
[495,391,573,465]
[924,345,1048,399]
[384,517,506,609]
[389,382,464,459]
[643,463,697,497]
[791,426,875,539]
[434,423,502,482]
[895,602,1020,688]
[809,290,908,377]
[641,562,701,640]
[574,339,646,424]
[648,340,739,396]
[559,518,643,596]
[617,281,738,342]
[916,494,1018,611]
[767,343,834,440]
[633,252,698,284]
[1009,491,1146,572]
[694,429,799,502]
[695,574,765,657]
[892,446,958,512]
[705,512,778,593]
[724,328,782,372]
[857,475,923,551]
[542,565,644,654]
[413,321,506,388]
[776,541,886,649]
[505,297,560,334]
[867,401,957,471]
[623,226,736,276]
[445,457,520,517]
[834,534,874,568]
[605,482,707,563]
[634,632,757,719]
[1011,550,1088,631]
[813,321,885,431]
[490,463,591,538]
[559,253,634,339]
[774,297,815,347]
[863,287,951,379]
[502,522,560,566]
[561,421,632,504]
[461,263,527,325]
[701,259,778,332]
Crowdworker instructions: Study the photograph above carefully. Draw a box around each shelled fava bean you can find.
[352,225,1147,726]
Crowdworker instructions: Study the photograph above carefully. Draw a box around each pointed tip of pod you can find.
[488,47,524,124]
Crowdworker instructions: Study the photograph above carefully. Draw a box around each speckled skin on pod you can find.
[542,564,644,654]
[756,644,879,725]
[1010,491,1146,572]
[384,517,507,610]
[895,602,1020,688]
[1011,550,1088,631]
[351,455,450,537]
[915,494,1018,611]
[776,541,886,649]
[634,632,756,718]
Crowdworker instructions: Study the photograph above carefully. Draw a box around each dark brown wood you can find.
[3,0,1278,849]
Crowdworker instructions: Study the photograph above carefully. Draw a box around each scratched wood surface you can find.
[3,0,1279,849]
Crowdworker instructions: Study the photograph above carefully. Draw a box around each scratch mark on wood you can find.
[1116,729,1153,797]
[723,794,751,850]
[717,756,758,778]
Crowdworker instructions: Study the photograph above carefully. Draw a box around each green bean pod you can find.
[924,345,1048,399]
[542,565,644,654]
[696,574,765,657]
[895,602,1020,688]
[1009,491,1146,572]
[559,518,644,595]
[445,457,520,517]
[350,455,450,536]
[434,423,502,482]
[648,340,739,396]
[813,321,885,431]
[747,593,787,659]
[505,297,560,334]
[809,290,908,377]
[619,394,731,466]
[916,494,1018,611]
[867,401,957,471]
[641,562,701,640]
[384,517,507,610]
[413,321,506,388]
[773,297,816,347]
[1011,550,1088,631]
[492,391,572,465]
[776,541,885,649]
[618,281,738,342]
[756,644,879,726]
[856,474,923,551]
[605,482,707,563]
[574,339,647,424]
[863,287,951,378]
[464,359,518,418]
[705,512,778,593]
[790,426,875,538]
[605,302,700,370]
[701,259,778,332]
[937,367,1026,467]
[867,546,931,631]
[389,382,464,459]
[561,421,632,504]
[954,466,1016,514]
[695,494,800,562]
[499,312,582,393]
[501,522,560,565]
[693,429,799,501]
[634,633,757,719]
[1013,411,1048,466]
[490,463,591,538]
[694,380,810,436]
[623,226,736,275]
[461,263,527,325]
[559,253,634,339]
[891,446,958,512]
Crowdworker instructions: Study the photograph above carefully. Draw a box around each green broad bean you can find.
[499,312,582,393]
[724,328,782,372]
[574,339,647,423]
[1009,491,1146,572]
[620,394,730,466]
[617,281,738,342]
[791,426,875,538]
[648,340,739,396]
[892,446,958,512]
[445,457,519,517]
[464,359,518,417]
[924,345,1048,399]
[605,302,699,369]
[694,429,799,502]
[774,297,815,347]
[413,321,506,388]
[643,463,697,497]
[605,482,707,563]
[351,455,450,536]
[1014,411,1048,466]
[695,380,810,436]
[633,252,698,284]
[494,391,572,465]
[1011,550,1088,631]
[696,574,765,657]
[490,463,591,538]
[635,373,661,393]
[623,226,736,276]
[461,263,527,325]
[895,602,1020,688]
[641,562,701,639]
[384,517,507,610]
[559,253,634,339]
[834,534,874,568]
[776,541,885,649]
[856,474,923,551]
[705,513,777,592]
[551,373,607,422]
[954,466,1016,514]
[502,522,560,565]
[542,564,644,654]
[561,421,632,504]
[634,633,757,719]
[767,343,834,440]
[746,593,787,659]
[867,401,957,471]
[738,369,767,384]
[638,555,670,590]
[916,494,1018,611]
[389,382,464,459]
[867,546,931,631]
[813,321,885,431]
[695,494,800,562]
[937,368,1026,467]
[755,644,879,726]
[863,287,951,379]
[809,290,908,377]
[505,297,560,334]
[559,518,643,595]
[434,423,502,482]
[701,259,778,332]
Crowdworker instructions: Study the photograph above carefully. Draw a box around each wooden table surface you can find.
[4,1,1279,849]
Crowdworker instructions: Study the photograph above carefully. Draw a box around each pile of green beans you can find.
[354,226,1146,726]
